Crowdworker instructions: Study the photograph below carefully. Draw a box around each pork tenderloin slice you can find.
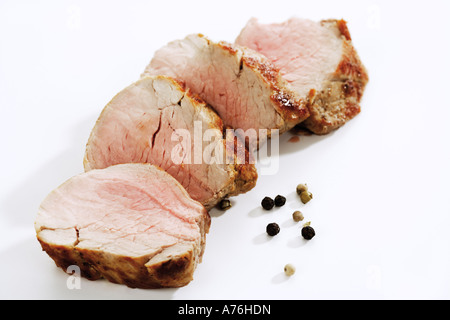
[236,18,369,135]
[35,163,211,289]
[142,34,310,144]
[84,76,257,209]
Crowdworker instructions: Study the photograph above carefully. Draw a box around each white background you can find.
[1,0,449,300]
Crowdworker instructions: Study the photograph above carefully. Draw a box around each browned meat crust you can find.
[301,19,369,135]
[37,199,211,289]
[239,53,311,127]
[38,238,206,288]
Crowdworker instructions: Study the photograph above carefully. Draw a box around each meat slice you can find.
[35,163,211,289]
[84,75,257,209]
[236,18,369,135]
[142,34,310,145]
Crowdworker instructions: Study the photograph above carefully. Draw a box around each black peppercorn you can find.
[274,195,286,207]
[266,223,280,236]
[301,226,315,240]
[261,197,275,210]
[218,199,231,211]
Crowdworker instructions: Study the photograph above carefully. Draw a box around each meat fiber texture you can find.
[142,34,310,148]
[236,18,369,135]
[84,75,257,210]
[35,163,211,289]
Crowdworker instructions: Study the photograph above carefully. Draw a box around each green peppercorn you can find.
[261,197,275,210]
[218,199,231,210]
[274,195,286,207]
[300,191,313,204]
[296,183,308,195]
[301,225,315,240]
[266,223,280,236]
[292,210,304,222]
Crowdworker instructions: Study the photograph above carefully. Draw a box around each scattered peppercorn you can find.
[284,264,296,276]
[301,225,315,240]
[300,191,313,204]
[266,223,280,236]
[296,183,308,195]
[218,199,231,211]
[274,195,286,207]
[292,210,304,222]
[261,197,275,210]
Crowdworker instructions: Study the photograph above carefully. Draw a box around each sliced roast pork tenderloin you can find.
[84,76,257,210]
[142,34,310,147]
[236,18,369,135]
[35,163,211,288]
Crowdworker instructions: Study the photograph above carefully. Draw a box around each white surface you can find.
[1,0,450,300]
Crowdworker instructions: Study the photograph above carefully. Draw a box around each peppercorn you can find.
[274,195,286,207]
[261,197,275,210]
[218,199,231,211]
[301,225,315,240]
[292,210,304,222]
[300,191,313,204]
[266,223,280,236]
[284,264,296,276]
[296,183,308,195]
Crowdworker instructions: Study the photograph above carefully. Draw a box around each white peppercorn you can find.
[284,264,296,276]
[296,184,308,195]
[292,211,304,222]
